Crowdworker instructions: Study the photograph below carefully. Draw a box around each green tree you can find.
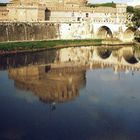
[132,9,140,28]
[0,3,7,6]
[127,6,134,13]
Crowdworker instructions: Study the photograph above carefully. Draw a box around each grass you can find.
[0,39,102,52]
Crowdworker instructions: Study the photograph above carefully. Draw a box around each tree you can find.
[132,9,140,28]
[127,6,134,13]
[0,3,7,6]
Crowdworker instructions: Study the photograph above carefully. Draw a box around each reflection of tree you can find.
[0,49,57,70]
[9,65,86,104]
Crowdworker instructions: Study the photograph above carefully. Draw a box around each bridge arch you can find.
[97,26,113,39]
[123,27,136,42]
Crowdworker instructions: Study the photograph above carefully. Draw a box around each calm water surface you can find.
[0,45,140,140]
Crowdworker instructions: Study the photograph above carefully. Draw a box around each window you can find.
[86,13,89,17]
[77,17,81,21]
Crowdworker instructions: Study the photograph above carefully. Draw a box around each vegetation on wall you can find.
[0,3,7,6]
[127,6,140,28]
[87,2,116,8]
[127,6,134,13]
[132,8,140,28]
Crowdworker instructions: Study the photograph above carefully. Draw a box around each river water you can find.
[0,45,140,140]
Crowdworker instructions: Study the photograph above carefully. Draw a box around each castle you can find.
[0,0,133,42]
[0,0,127,23]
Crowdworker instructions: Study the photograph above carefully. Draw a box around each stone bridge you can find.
[92,23,136,42]
[0,21,136,42]
[59,21,137,42]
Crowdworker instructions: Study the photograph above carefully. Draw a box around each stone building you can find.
[45,2,127,24]
[135,5,140,9]
[0,6,9,21]
[0,0,132,42]
[44,1,127,39]
[7,0,46,21]
[0,0,127,23]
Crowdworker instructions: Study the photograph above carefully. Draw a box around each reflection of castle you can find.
[8,46,140,104]
[9,65,86,103]
[5,46,140,106]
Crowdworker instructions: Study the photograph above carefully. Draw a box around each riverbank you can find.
[0,39,102,55]
[0,39,134,55]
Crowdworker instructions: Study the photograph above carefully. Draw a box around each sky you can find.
[0,0,135,4]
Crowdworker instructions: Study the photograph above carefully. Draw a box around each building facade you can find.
[0,6,9,21]
[6,0,46,21]
[0,0,127,23]
[43,0,126,24]
[0,0,133,42]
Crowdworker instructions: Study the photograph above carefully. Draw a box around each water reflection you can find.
[1,45,140,140]
[0,45,140,70]
[1,45,140,102]
[0,49,57,70]
[3,45,140,105]
[9,65,86,104]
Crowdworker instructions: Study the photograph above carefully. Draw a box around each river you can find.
[0,45,140,140]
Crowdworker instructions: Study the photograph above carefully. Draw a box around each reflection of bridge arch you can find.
[118,47,140,64]
[123,27,136,42]
[92,48,117,63]
[97,26,113,39]
[97,49,112,59]
[123,55,139,64]
[121,56,140,66]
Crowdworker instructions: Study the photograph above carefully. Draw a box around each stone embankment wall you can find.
[0,22,59,42]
